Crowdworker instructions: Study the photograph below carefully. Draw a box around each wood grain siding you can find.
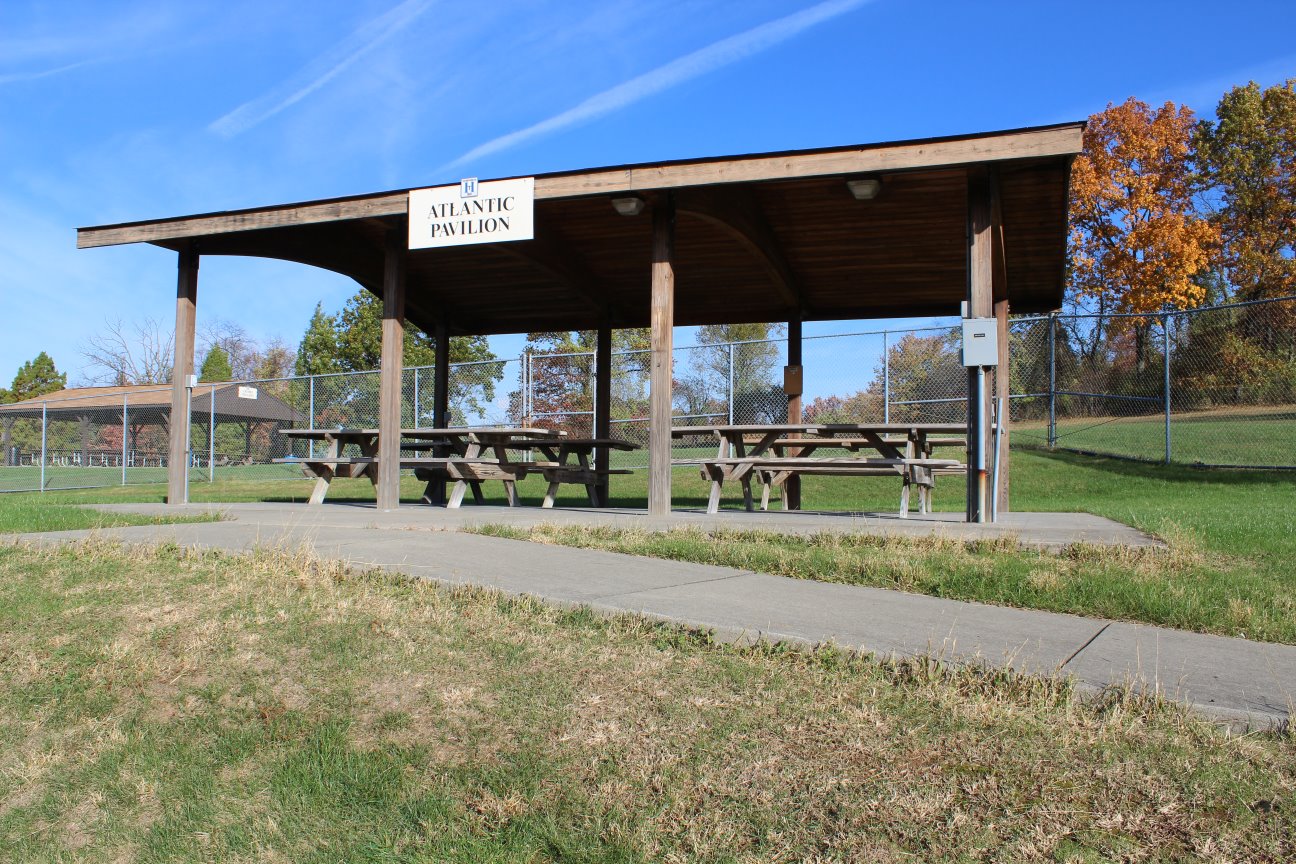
[595,326,612,504]
[535,124,1082,199]
[995,297,1010,513]
[376,230,406,511]
[77,125,1082,249]
[648,195,675,517]
[79,194,409,249]
[94,159,1069,339]
[966,170,995,522]
[167,245,198,505]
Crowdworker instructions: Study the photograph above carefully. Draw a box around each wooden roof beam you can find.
[77,124,1083,249]
[676,186,806,314]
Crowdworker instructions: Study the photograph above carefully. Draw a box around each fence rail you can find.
[3,296,1293,493]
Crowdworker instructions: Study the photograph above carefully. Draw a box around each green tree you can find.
[9,352,67,401]
[295,303,342,377]
[300,290,502,425]
[1196,79,1296,302]
[198,345,233,382]
[691,323,786,424]
[331,291,494,371]
[878,331,964,422]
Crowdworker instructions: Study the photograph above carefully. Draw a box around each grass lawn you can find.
[4,448,1295,642]
[1013,406,1296,466]
[0,541,1291,862]
[476,449,1296,644]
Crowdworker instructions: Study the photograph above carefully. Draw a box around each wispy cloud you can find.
[0,7,179,87]
[442,0,875,172]
[0,60,93,86]
[209,0,436,138]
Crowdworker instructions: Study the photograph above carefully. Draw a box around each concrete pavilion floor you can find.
[13,501,1293,731]
[102,500,1161,551]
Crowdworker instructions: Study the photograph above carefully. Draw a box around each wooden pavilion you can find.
[77,122,1084,519]
[0,383,303,466]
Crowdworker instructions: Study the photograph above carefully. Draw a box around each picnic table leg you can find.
[308,465,333,505]
[470,481,485,505]
[578,451,598,507]
[760,476,771,511]
[502,479,519,507]
[740,476,754,512]
[703,465,724,515]
[444,439,486,508]
[419,475,444,505]
[308,434,341,505]
[899,469,911,519]
[447,479,468,508]
[542,480,560,508]
[917,466,934,514]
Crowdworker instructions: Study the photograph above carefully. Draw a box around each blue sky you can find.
[2,0,1293,387]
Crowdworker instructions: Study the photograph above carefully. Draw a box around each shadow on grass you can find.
[1018,446,1296,488]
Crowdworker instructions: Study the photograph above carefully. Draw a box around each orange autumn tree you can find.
[1068,98,1219,371]
[1070,98,1219,312]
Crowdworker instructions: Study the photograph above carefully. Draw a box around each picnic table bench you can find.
[506,437,638,508]
[671,423,966,516]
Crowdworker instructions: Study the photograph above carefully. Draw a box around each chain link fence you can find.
[3,296,1292,493]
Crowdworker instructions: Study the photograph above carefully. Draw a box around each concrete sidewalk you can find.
[11,502,1292,731]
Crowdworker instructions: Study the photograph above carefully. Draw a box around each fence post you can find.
[523,352,530,423]
[1047,314,1057,449]
[121,393,128,486]
[727,343,735,425]
[1163,314,1171,465]
[308,375,315,458]
[184,378,193,504]
[40,401,47,493]
[413,367,420,426]
[208,384,215,483]
[883,330,890,423]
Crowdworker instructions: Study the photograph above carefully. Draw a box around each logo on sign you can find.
[460,177,478,198]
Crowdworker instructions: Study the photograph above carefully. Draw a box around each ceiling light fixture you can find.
[611,195,646,216]
[846,177,882,201]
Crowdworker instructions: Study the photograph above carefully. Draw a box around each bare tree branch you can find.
[79,318,174,385]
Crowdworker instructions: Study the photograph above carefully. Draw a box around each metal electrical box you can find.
[961,318,999,367]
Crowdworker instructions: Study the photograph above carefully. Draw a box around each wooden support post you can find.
[994,297,1010,513]
[166,243,198,504]
[966,171,994,522]
[429,320,451,505]
[648,194,675,516]
[595,324,612,507]
[785,316,803,510]
[376,229,406,511]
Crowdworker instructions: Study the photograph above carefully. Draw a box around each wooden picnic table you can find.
[278,427,382,505]
[278,427,638,508]
[401,427,566,507]
[278,427,563,506]
[406,430,639,507]
[670,423,967,516]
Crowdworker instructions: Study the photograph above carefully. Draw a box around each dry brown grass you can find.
[0,539,1291,862]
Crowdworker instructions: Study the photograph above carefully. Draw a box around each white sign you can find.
[408,177,534,249]
[237,386,259,400]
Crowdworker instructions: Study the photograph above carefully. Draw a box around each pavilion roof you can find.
[78,123,1084,335]
[0,382,302,422]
